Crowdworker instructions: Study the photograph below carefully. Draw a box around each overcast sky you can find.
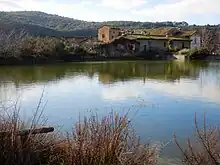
[0,0,220,25]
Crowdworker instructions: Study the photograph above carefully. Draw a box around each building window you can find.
[102,34,105,38]
[170,40,174,48]
[144,45,147,52]
[182,42,185,49]
[112,36,114,39]
[194,38,197,44]
[148,41,152,47]
[164,42,166,47]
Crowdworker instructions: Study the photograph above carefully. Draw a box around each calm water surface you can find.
[1,61,220,163]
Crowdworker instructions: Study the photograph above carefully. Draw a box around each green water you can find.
[0,60,220,163]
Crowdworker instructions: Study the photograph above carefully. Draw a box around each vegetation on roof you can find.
[127,35,191,41]
[131,27,197,37]
[132,27,175,36]
[181,30,197,36]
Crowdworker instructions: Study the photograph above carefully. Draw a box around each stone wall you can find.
[172,40,190,50]
[104,39,139,56]
[137,39,168,51]
[109,29,121,41]
[98,26,121,43]
[98,26,110,43]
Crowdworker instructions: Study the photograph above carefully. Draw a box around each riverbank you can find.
[1,31,219,66]
[0,55,163,66]
[175,48,220,61]
[2,53,220,66]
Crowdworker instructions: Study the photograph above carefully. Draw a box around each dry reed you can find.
[0,100,157,165]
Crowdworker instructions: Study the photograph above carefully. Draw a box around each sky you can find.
[0,0,220,25]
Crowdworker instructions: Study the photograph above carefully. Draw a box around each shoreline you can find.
[0,55,162,66]
[0,54,220,66]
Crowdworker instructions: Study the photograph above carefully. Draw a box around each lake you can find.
[0,60,220,164]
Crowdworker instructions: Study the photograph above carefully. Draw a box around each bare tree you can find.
[214,29,220,55]
[174,114,220,165]
[201,27,214,53]
[0,29,28,58]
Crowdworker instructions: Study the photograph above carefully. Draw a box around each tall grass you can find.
[61,113,157,165]
[0,101,157,165]
[1,97,220,165]
[0,96,60,165]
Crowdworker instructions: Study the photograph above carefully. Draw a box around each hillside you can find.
[0,11,189,37]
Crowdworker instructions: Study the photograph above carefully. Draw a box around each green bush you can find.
[74,46,88,55]
[186,48,210,60]
[178,48,190,55]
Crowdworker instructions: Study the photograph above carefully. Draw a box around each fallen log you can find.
[0,127,54,137]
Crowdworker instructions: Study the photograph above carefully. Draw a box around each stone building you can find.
[98,25,121,43]
[137,37,190,52]
[102,36,140,56]
[130,27,200,50]
[98,26,199,55]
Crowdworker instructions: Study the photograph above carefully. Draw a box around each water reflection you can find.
[0,61,220,161]
[0,61,211,86]
[1,61,220,103]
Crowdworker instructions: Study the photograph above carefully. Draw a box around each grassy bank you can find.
[176,48,220,61]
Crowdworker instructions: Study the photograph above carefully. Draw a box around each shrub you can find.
[178,49,190,55]
[74,46,88,55]
[0,103,61,165]
[0,30,26,58]
[0,31,67,59]
[0,100,157,165]
[186,48,210,60]
[174,114,220,165]
[60,113,157,165]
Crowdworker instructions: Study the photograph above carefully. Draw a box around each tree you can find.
[201,27,215,53]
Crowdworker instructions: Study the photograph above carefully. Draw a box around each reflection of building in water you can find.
[0,62,220,104]
[0,82,18,104]
[97,61,203,84]
[98,73,115,84]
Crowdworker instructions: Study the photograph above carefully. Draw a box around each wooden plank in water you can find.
[0,127,54,137]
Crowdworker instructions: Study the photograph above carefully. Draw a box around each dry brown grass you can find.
[174,113,220,165]
[0,100,157,165]
[55,113,157,165]
[0,98,61,165]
